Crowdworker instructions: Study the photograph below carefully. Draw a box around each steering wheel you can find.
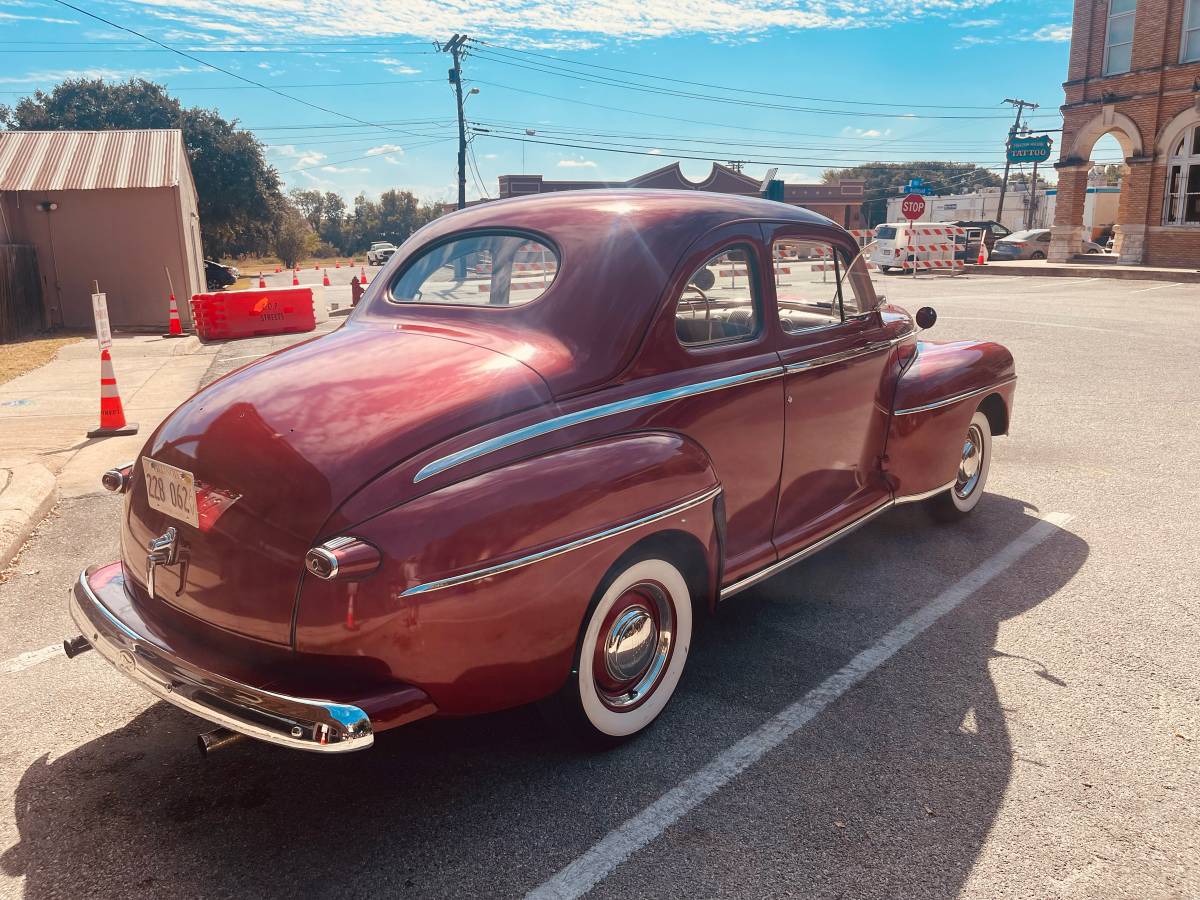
[679,285,715,340]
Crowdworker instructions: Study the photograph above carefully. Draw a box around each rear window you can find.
[875,226,897,240]
[1003,230,1036,242]
[390,233,558,307]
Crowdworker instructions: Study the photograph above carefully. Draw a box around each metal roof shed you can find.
[0,129,205,329]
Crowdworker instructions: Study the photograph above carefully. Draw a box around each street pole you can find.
[996,97,1038,228]
[440,33,469,211]
[1026,159,1040,229]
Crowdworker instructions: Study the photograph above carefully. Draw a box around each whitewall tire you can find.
[565,556,693,742]
[928,410,992,521]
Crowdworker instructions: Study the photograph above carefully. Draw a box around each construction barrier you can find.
[190,286,317,342]
[900,226,967,276]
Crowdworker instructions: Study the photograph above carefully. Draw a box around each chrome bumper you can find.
[68,568,374,753]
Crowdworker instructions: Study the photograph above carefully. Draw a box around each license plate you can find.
[142,457,199,528]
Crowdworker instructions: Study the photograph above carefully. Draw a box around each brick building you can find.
[497,163,868,230]
[1052,0,1200,265]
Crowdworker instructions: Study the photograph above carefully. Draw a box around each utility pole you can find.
[996,98,1038,228]
[440,33,469,210]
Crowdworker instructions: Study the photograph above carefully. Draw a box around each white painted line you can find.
[526,512,1074,900]
[0,643,63,675]
[1050,278,1099,288]
[1127,282,1181,293]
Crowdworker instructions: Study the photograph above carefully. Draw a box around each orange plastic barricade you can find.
[190,286,317,342]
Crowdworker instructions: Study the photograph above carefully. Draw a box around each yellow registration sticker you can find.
[142,457,199,528]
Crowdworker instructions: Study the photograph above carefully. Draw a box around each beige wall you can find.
[1,186,201,330]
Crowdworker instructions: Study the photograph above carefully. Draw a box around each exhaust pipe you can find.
[63,635,93,659]
[197,727,247,757]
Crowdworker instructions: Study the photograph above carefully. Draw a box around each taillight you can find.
[101,462,133,493]
[1013,242,1027,248]
[305,537,381,581]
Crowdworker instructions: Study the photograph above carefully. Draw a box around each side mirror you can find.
[915,306,937,330]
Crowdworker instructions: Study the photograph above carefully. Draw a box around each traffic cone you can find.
[360,265,368,282]
[258,272,266,288]
[274,265,281,274]
[314,263,320,271]
[163,292,185,338]
[87,349,138,438]
[335,259,341,269]
[977,239,988,266]
[292,271,300,286]
[322,269,331,287]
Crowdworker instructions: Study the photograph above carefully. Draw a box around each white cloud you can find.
[951,17,999,28]
[375,57,420,75]
[1026,23,1071,42]
[558,158,597,168]
[0,11,78,24]
[383,155,404,165]
[107,0,1007,44]
[483,153,498,159]
[956,21,1070,49]
[841,126,891,139]
[321,165,370,173]
[648,148,663,155]
[780,171,821,184]
[268,144,327,168]
[365,144,405,156]
[0,64,202,85]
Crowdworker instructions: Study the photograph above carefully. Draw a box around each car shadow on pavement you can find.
[1,495,1086,899]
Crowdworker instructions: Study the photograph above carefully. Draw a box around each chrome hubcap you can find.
[594,583,674,710]
[955,423,984,499]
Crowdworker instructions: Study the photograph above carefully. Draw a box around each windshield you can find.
[390,233,558,307]
[875,226,898,240]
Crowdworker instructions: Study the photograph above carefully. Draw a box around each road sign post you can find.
[901,194,927,280]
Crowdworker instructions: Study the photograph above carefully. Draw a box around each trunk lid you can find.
[121,323,551,645]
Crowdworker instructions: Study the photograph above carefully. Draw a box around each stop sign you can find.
[901,193,927,221]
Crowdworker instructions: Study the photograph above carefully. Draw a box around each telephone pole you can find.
[995,98,1038,227]
[440,33,469,210]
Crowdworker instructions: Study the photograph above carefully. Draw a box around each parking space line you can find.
[1128,282,1180,293]
[0,643,63,675]
[526,511,1073,900]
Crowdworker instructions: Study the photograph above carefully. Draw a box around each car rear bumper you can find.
[68,565,376,753]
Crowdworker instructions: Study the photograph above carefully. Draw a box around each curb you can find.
[0,460,58,571]
[967,263,1200,283]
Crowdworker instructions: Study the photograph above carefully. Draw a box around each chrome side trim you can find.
[720,500,893,599]
[69,570,375,753]
[400,486,723,598]
[894,376,1017,416]
[893,480,955,505]
[413,368,785,483]
[783,334,908,375]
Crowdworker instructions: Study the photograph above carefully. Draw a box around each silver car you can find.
[990,229,1106,260]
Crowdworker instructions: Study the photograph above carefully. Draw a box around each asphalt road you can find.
[0,272,1196,899]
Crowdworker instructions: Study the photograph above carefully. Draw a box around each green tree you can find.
[273,204,317,268]
[822,162,1003,226]
[1,79,283,258]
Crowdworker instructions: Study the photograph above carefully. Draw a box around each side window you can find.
[772,239,857,333]
[675,246,760,347]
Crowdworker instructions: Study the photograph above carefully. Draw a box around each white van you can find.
[869,221,965,273]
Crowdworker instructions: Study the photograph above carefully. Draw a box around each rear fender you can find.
[294,431,720,717]
[887,340,1016,498]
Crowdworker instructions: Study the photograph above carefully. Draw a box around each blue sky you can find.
[0,0,1095,203]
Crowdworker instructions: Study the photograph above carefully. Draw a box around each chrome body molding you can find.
[400,486,723,598]
[784,331,914,375]
[894,377,1017,416]
[413,368,784,483]
[893,480,956,505]
[69,570,375,753]
[720,500,893,599]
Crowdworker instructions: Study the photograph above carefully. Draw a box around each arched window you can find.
[1164,124,1200,225]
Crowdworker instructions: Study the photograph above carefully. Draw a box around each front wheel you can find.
[1030,251,1046,260]
[927,410,992,522]
[556,555,693,745]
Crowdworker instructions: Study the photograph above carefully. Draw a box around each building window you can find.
[1104,0,1136,75]
[1164,125,1200,225]
[1184,0,1200,63]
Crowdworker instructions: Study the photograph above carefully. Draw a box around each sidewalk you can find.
[0,333,221,568]
[971,260,1200,283]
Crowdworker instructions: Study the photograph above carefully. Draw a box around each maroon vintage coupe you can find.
[65,190,1016,754]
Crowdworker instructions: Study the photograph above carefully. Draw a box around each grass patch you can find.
[0,331,88,386]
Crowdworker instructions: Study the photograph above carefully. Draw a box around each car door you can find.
[766,227,897,556]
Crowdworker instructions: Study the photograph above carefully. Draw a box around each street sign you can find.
[91,291,112,350]
[902,177,934,196]
[1007,135,1053,164]
[901,193,927,221]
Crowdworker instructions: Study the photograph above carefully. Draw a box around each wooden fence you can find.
[0,244,43,343]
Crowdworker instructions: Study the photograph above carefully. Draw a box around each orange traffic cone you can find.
[258,272,266,288]
[335,259,341,269]
[87,349,138,438]
[322,269,331,287]
[292,271,300,286]
[274,265,281,273]
[314,263,320,271]
[360,265,368,282]
[163,292,185,337]
[977,239,988,266]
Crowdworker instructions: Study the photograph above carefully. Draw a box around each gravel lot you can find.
[0,272,1196,899]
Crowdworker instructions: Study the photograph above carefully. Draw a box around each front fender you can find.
[294,431,720,717]
[887,340,1016,498]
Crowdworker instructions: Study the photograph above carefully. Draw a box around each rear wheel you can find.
[928,410,992,522]
[557,555,693,744]
[1031,250,1046,260]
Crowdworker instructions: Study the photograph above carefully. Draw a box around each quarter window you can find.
[1104,0,1136,75]
[674,247,760,347]
[390,233,557,307]
[772,240,868,333]
[1184,0,1200,63]
[1164,125,1200,225]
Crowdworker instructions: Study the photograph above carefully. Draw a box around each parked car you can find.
[989,228,1054,260]
[66,191,1017,754]
[1081,239,1105,254]
[367,241,397,265]
[203,259,238,290]
[952,220,1011,260]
